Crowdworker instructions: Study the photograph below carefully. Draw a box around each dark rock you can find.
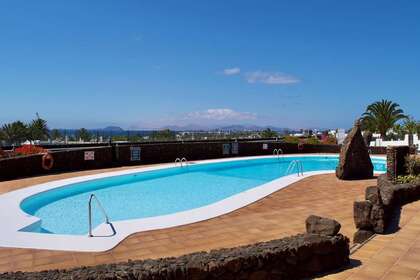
[248,271,268,280]
[393,183,420,205]
[370,204,386,233]
[378,174,395,206]
[305,215,341,236]
[365,186,381,205]
[353,229,374,244]
[0,233,350,280]
[353,201,372,229]
[336,120,374,180]
[306,256,324,272]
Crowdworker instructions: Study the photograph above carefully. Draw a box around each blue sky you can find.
[0,1,419,129]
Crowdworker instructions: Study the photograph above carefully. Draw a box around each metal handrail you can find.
[273,148,283,159]
[175,157,188,167]
[286,160,304,176]
[88,194,114,237]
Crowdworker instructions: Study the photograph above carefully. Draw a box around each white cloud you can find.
[223,67,241,76]
[186,108,256,121]
[245,71,300,85]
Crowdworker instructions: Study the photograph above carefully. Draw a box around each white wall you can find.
[370,134,419,150]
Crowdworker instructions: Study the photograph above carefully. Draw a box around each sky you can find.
[0,0,419,130]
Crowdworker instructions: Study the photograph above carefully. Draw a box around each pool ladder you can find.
[286,160,304,176]
[88,194,116,237]
[175,157,188,167]
[273,148,283,159]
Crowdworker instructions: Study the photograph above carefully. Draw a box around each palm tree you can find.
[403,117,418,135]
[28,113,49,141]
[50,129,62,141]
[403,117,419,146]
[392,123,405,140]
[361,99,408,139]
[1,121,28,145]
[0,128,5,141]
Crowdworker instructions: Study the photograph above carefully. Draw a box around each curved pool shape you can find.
[0,155,386,252]
[20,155,386,236]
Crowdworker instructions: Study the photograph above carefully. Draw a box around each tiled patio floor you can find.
[317,199,420,280]
[0,164,375,273]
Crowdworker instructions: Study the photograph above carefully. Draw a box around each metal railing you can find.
[175,157,188,167]
[88,194,115,237]
[286,160,304,176]
[273,148,283,159]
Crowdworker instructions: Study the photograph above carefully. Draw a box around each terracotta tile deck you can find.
[317,200,420,280]
[0,165,377,273]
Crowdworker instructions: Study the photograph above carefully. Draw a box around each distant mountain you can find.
[160,124,292,132]
[219,125,291,132]
[101,126,124,132]
[163,124,210,131]
[55,124,301,134]
[219,125,262,131]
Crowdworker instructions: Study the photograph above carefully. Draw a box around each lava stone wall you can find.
[353,174,420,243]
[1,233,349,280]
[386,146,411,181]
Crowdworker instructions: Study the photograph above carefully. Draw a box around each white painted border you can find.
[0,154,385,252]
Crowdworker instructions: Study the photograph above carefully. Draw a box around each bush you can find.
[283,136,300,144]
[396,175,420,185]
[14,145,47,156]
[406,155,420,176]
[305,137,321,145]
[321,135,337,145]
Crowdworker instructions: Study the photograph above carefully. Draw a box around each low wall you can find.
[353,174,420,243]
[0,141,345,181]
[369,146,387,155]
[0,147,114,180]
[386,146,411,181]
[1,233,349,280]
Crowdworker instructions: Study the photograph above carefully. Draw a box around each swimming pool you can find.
[20,155,386,235]
[0,155,386,251]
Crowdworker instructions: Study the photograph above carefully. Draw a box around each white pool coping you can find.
[0,154,386,252]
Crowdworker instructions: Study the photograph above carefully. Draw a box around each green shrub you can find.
[305,137,321,145]
[406,155,420,176]
[396,175,420,185]
[283,136,300,144]
[322,135,337,145]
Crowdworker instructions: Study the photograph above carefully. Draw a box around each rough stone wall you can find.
[386,146,411,182]
[353,174,420,243]
[1,233,349,280]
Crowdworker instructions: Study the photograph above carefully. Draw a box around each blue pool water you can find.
[20,156,386,235]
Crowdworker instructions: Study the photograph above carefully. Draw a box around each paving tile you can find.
[387,265,419,278]
[0,166,411,276]
[382,271,417,280]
